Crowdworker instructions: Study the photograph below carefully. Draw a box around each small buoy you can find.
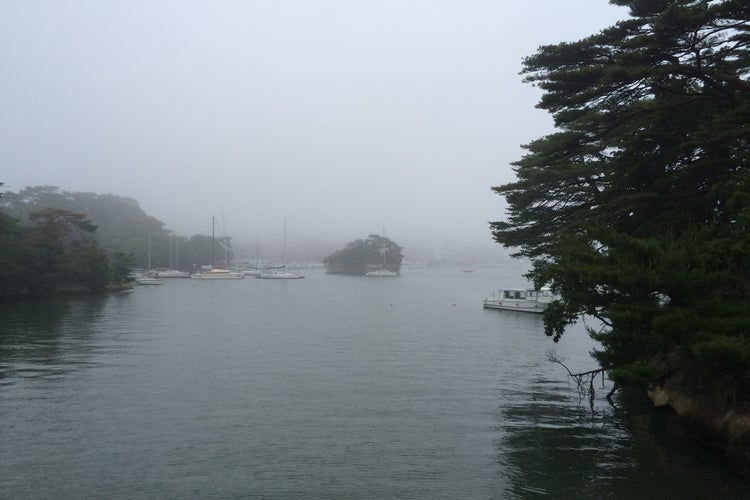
[389,303,394,307]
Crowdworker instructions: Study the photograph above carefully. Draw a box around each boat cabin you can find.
[502,289,554,300]
[483,287,557,313]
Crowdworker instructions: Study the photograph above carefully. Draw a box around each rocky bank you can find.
[647,350,750,478]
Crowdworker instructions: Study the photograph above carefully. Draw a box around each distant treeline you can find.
[0,185,232,297]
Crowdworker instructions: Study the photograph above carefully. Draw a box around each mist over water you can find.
[1,268,747,498]
[1,1,631,255]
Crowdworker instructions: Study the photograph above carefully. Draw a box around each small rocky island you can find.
[323,234,403,275]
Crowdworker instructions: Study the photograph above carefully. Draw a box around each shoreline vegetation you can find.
[0,185,233,299]
[0,201,134,299]
[488,2,750,478]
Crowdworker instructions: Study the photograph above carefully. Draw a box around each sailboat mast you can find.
[283,217,287,268]
[222,209,228,266]
[211,216,215,268]
[382,227,387,269]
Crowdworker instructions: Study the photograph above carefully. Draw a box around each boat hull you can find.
[136,278,163,286]
[364,270,399,277]
[191,272,244,280]
[258,271,304,279]
[482,300,545,313]
[155,270,191,279]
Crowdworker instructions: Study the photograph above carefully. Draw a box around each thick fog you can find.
[1,1,626,260]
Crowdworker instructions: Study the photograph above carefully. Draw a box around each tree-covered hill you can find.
[0,190,132,296]
[323,234,403,275]
[0,185,233,271]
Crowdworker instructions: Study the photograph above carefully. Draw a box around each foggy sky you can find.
[1,1,627,256]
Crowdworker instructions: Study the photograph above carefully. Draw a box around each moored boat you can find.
[258,269,304,279]
[155,269,191,278]
[239,265,262,277]
[365,230,399,277]
[191,268,244,280]
[190,215,244,280]
[135,276,163,285]
[482,288,557,313]
[257,218,304,279]
[364,269,399,277]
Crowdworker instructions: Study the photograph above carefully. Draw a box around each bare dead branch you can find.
[547,350,617,410]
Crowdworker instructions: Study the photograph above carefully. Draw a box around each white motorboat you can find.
[364,269,399,277]
[191,268,244,280]
[482,288,557,313]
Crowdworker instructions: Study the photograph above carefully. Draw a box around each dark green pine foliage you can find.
[0,210,27,294]
[0,186,169,270]
[491,0,750,386]
[23,208,109,294]
[0,202,124,297]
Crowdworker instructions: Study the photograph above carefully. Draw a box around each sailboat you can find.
[258,219,304,279]
[240,238,264,277]
[365,230,399,277]
[191,216,244,280]
[157,235,190,278]
[136,232,163,285]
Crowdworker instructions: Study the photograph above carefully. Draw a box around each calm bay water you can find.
[1,267,747,499]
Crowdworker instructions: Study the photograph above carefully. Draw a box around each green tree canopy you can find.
[0,186,166,267]
[182,234,234,269]
[491,1,750,387]
[323,234,403,275]
[0,186,232,271]
[0,184,28,293]
[0,204,122,296]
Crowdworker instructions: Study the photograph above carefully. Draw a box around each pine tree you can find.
[491,1,750,387]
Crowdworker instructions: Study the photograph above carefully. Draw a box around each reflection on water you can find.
[0,294,136,384]
[1,298,92,383]
[500,378,633,499]
[498,375,749,499]
[0,271,748,498]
